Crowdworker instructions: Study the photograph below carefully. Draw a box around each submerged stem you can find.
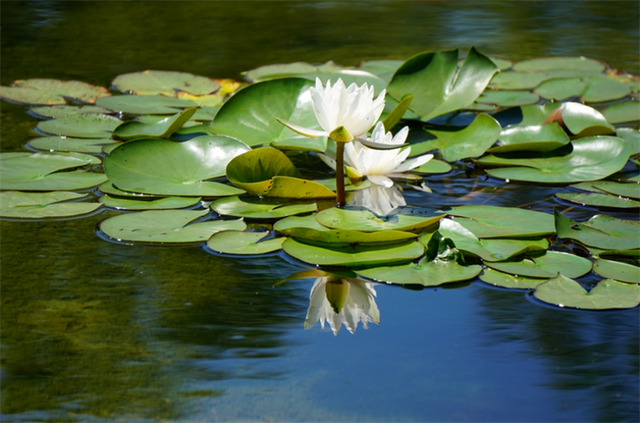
[335,141,346,207]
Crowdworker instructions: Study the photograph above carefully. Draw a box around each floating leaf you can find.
[410,113,501,161]
[533,275,640,310]
[382,94,413,130]
[357,59,404,82]
[616,128,640,155]
[488,123,570,153]
[274,214,417,246]
[554,209,640,250]
[112,108,197,140]
[206,231,285,255]
[210,78,327,151]
[104,136,249,196]
[433,218,548,261]
[30,105,112,119]
[411,159,452,174]
[266,176,336,199]
[445,205,555,238]
[98,182,160,197]
[0,79,110,105]
[112,70,219,96]
[225,147,300,195]
[316,208,443,233]
[555,192,640,209]
[602,101,640,124]
[535,76,631,102]
[544,102,615,137]
[0,152,107,191]
[210,196,316,219]
[479,136,632,183]
[28,136,121,154]
[475,90,540,107]
[488,72,549,90]
[479,268,547,290]
[99,195,201,210]
[512,57,605,73]
[96,95,197,114]
[282,238,424,267]
[593,258,640,283]
[0,191,101,219]
[485,251,592,279]
[36,113,122,138]
[99,209,245,243]
[387,47,499,122]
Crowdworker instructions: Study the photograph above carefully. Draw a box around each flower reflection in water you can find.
[349,183,406,216]
[305,274,380,335]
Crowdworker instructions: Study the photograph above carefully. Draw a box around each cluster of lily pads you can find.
[1,47,639,319]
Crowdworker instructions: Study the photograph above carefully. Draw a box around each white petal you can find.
[318,154,337,171]
[393,153,434,173]
[277,118,328,138]
[368,175,394,188]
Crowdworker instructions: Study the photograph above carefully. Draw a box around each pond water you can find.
[1,1,639,422]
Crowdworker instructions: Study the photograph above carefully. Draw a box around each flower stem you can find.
[335,141,346,207]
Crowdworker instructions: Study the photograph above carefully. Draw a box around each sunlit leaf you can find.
[593,257,640,283]
[0,191,101,219]
[112,70,220,96]
[99,194,201,210]
[485,251,592,279]
[444,205,555,238]
[316,207,443,233]
[488,123,570,153]
[36,113,122,138]
[96,95,197,114]
[554,209,640,250]
[0,79,111,105]
[206,231,285,255]
[112,108,197,140]
[210,196,316,218]
[28,136,120,154]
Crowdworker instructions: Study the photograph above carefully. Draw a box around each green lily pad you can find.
[104,136,250,196]
[99,209,245,243]
[445,205,555,238]
[433,218,549,261]
[96,95,197,114]
[356,254,481,287]
[99,195,201,210]
[485,251,592,279]
[316,208,443,233]
[225,147,300,195]
[282,237,424,267]
[27,136,121,154]
[533,274,640,310]
[36,113,123,138]
[555,193,640,209]
[30,105,112,119]
[98,182,160,197]
[206,231,285,255]
[505,103,563,127]
[210,196,316,219]
[274,214,417,246]
[570,181,640,199]
[411,159,452,174]
[479,136,632,183]
[0,191,102,219]
[387,47,499,122]
[512,57,606,73]
[488,123,570,153]
[382,94,414,131]
[475,90,540,107]
[357,59,404,82]
[0,79,111,105]
[0,152,107,191]
[545,102,615,137]
[554,209,640,250]
[488,71,549,90]
[410,113,501,161]
[602,101,640,124]
[112,108,197,140]
[535,76,631,102]
[266,176,336,199]
[616,128,640,155]
[210,78,327,151]
[593,258,640,283]
[112,70,219,96]
[479,268,547,290]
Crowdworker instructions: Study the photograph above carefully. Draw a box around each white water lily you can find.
[304,276,380,335]
[278,78,385,142]
[321,121,434,188]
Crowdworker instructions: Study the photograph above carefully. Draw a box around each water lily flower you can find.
[278,78,386,143]
[321,121,434,188]
[305,275,380,335]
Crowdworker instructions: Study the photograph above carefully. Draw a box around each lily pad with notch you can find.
[485,250,592,279]
[99,194,201,210]
[36,113,123,138]
[444,205,556,238]
[206,231,285,255]
[0,191,102,219]
[112,108,197,140]
[28,136,121,154]
[111,70,220,96]
[210,196,316,219]
[554,209,640,250]
[316,207,443,233]
[96,95,197,115]
[0,79,111,105]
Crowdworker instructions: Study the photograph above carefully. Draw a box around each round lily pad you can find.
[104,135,250,196]
[112,108,196,140]
[555,209,640,250]
[535,77,631,103]
[96,95,198,115]
[444,205,555,238]
[533,275,640,310]
[475,90,540,107]
[0,79,111,105]
[0,191,102,219]
[36,113,123,138]
[112,70,219,96]
[488,123,570,154]
[479,268,547,290]
[512,57,605,73]
[282,237,424,267]
[593,258,640,284]
[602,101,640,124]
[555,193,640,209]
[30,105,112,119]
[99,209,245,243]
[99,195,201,210]
[210,196,316,219]
[206,231,285,255]
[28,136,120,154]
[485,251,592,279]
[316,208,443,233]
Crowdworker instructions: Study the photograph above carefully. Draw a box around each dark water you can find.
[1,1,639,422]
